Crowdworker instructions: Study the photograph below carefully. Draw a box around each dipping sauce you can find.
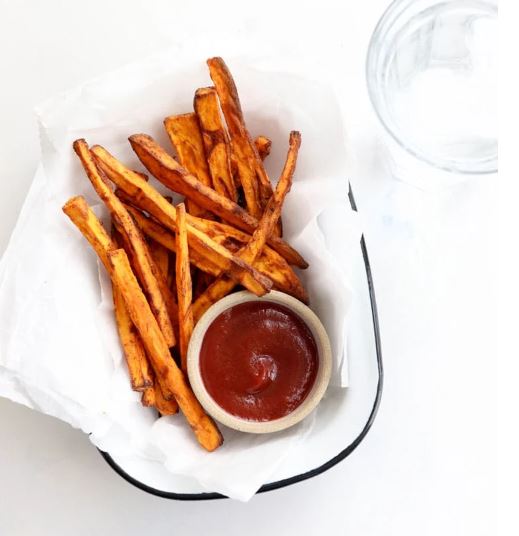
[199,301,318,421]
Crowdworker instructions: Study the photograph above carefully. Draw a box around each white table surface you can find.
[0,0,496,534]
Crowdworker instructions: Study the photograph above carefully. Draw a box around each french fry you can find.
[164,113,213,218]
[112,225,154,391]
[189,216,307,303]
[128,134,307,268]
[62,195,114,271]
[207,58,276,217]
[122,197,305,301]
[108,248,222,451]
[141,387,155,407]
[148,237,169,280]
[142,374,179,416]
[205,58,263,218]
[154,381,179,415]
[62,196,153,391]
[254,135,272,161]
[112,283,153,391]
[194,87,238,202]
[192,132,303,320]
[73,139,176,348]
[122,201,221,277]
[175,203,194,372]
[91,144,273,295]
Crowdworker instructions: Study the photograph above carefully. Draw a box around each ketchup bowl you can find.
[187,290,332,434]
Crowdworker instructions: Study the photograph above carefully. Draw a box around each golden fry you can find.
[62,195,114,271]
[73,139,175,348]
[124,200,305,302]
[108,248,222,451]
[207,58,275,216]
[62,196,153,391]
[142,374,179,416]
[164,113,213,217]
[122,201,221,277]
[194,87,238,202]
[128,134,307,268]
[254,135,272,161]
[154,381,179,416]
[175,203,194,372]
[192,132,303,320]
[113,284,153,391]
[148,237,169,280]
[92,144,272,295]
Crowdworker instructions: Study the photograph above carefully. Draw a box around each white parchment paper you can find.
[0,51,360,500]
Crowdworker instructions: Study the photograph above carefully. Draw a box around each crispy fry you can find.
[112,225,154,391]
[62,195,114,271]
[175,203,194,372]
[108,248,222,451]
[194,87,238,202]
[192,132,303,320]
[154,381,179,415]
[205,58,264,218]
[112,283,152,391]
[207,58,276,216]
[62,196,153,391]
[128,134,307,268]
[254,135,272,161]
[144,234,179,341]
[148,237,169,280]
[123,191,304,300]
[164,113,213,217]
[124,200,305,301]
[142,372,179,416]
[91,144,273,294]
[189,216,307,302]
[122,201,221,277]
[141,387,155,407]
[122,191,304,300]
[73,139,176,347]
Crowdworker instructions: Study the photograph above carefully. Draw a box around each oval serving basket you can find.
[99,185,383,500]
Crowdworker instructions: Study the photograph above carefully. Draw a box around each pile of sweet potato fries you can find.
[62,57,308,451]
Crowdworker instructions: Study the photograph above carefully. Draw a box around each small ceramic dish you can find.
[187,290,332,434]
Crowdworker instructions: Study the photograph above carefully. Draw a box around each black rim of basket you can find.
[98,185,384,500]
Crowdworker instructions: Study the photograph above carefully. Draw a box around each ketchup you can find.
[199,301,318,421]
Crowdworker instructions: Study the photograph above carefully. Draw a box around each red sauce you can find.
[199,301,318,421]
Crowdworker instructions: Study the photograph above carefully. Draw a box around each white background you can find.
[0,0,499,534]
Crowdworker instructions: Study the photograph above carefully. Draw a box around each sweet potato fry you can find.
[73,139,176,348]
[62,196,153,391]
[124,200,305,301]
[122,201,221,277]
[175,203,194,372]
[164,113,213,217]
[194,87,238,202]
[145,234,179,341]
[128,134,307,268]
[91,144,272,294]
[141,387,155,407]
[112,283,153,391]
[111,225,154,391]
[108,248,222,451]
[192,132,303,320]
[254,135,272,161]
[148,237,169,280]
[154,381,179,415]
[62,195,114,272]
[207,58,275,214]
[142,374,179,416]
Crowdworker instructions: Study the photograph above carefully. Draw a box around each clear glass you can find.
[366,0,497,175]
